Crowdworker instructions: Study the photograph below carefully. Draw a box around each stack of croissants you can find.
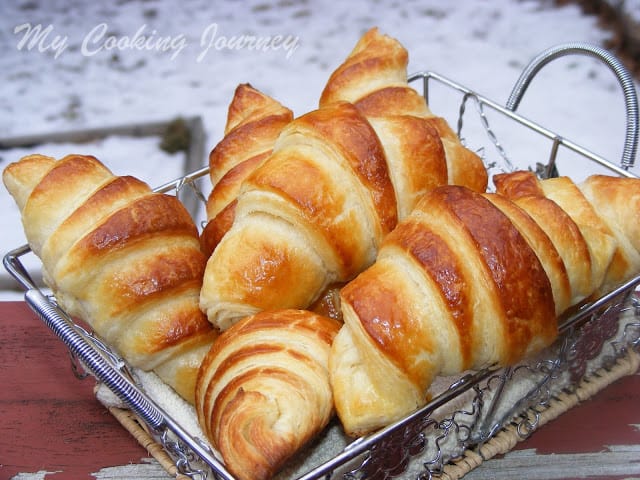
[4,28,640,480]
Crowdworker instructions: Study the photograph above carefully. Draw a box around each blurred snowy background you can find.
[1,0,640,299]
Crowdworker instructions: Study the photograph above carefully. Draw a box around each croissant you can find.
[195,309,341,480]
[330,172,640,436]
[3,154,217,404]
[199,30,488,331]
[199,101,393,329]
[319,27,487,194]
[200,83,294,257]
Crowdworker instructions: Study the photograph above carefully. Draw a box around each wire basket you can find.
[3,43,640,480]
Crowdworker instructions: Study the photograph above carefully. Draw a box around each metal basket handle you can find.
[22,288,168,431]
[506,42,639,171]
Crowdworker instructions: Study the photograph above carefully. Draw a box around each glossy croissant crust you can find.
[2,154,217,404]
[331,171,640,436]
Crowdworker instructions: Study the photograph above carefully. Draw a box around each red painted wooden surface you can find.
[0,301,149,480]
[1,300,639,479]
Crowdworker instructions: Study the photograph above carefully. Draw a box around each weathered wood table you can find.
[2,300,639,480]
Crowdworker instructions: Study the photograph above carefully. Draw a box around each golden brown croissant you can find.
[195,309,341,480]
[199,101,399,330]
[331,172,640,436]
[199,30,488,331]
[3,154,217,404]
[200,84,294,257]
[319,27,487,193]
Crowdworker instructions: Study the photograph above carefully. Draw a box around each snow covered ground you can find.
[1,0,639,299]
